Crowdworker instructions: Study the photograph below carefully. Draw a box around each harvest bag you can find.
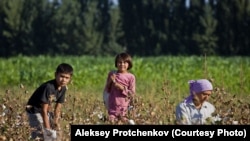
[103,70,116,109]
[103,90,109,109]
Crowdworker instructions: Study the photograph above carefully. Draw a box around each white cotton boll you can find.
[232,121,238,125]
[2,104,6,110]
[128,119,135,125]
[1,104,8,117]
[212,114,222,124]
[128,106,133,111]
[98,113,103,119]
[213,116,222,122]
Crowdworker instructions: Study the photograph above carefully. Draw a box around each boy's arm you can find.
[41,103,57,138]
[41,103,51,129]
[54,103,62,130]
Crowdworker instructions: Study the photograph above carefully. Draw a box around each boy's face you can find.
[55,72,72,87]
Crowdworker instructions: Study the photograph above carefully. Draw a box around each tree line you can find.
[0,0,249,58]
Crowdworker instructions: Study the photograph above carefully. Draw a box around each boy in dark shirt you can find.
[26,63,73,140]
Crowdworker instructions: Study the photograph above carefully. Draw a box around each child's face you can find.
[116,59,129,73]
[55,72,71,87]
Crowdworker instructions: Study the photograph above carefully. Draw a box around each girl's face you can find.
[116,59,129,73]
[55,72,72,87]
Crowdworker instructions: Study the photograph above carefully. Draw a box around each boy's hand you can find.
[53,117,61,131]
[44,128,57,139]
[54,122,61,131]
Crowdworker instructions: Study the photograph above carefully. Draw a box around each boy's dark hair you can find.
[115,52,133,70]
[56,63,73,75]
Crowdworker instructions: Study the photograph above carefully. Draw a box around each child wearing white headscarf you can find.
[175,79,215,125]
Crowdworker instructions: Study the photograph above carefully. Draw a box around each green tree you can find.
[215,0,250,56]
[48,0,87,55]
[0,0,8,57]
[97,0,124,56]
[192,4,218,55]
[2,0,36,56]
[168,0,188,55]
[119,0,171,56]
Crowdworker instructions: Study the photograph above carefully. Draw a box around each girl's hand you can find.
[107,73,116,92]
[113,82,124,91]
[110,73,116,83]
[110,73,125,91]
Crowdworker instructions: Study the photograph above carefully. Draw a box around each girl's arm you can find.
[121,75,136,97]
[105,72,114,92]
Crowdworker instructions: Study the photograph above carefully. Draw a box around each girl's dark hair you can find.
[56,63,73,75]
[115,52,133,70]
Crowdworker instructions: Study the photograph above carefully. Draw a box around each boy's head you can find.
[55,63,73,87]
[56,63,74,75]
